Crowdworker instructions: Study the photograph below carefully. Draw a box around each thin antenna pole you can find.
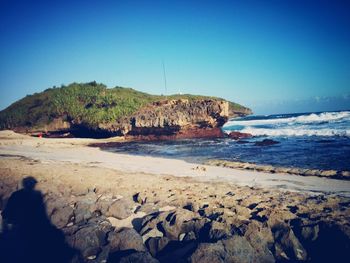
[162,60,167,100]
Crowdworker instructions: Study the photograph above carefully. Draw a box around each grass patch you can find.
[0,81,249,130]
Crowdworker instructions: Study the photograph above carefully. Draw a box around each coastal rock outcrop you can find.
[0,82,252,139]
[254,139,280,146]
[205,159,350,180]
[100,99,241,139]
[228,131,253,140]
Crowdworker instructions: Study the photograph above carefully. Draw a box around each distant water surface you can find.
[104,111,350,171]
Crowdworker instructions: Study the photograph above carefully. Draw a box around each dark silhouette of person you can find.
[0,177,77,263]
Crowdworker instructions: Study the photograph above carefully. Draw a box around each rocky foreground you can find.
[1,156,350,263]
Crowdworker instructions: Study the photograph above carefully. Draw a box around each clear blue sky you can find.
[0,0,349,114]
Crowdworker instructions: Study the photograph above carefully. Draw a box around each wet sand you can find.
[0,130,350,196]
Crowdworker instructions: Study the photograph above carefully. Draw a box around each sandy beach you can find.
[1,130,349,195]
[0,130,349,262]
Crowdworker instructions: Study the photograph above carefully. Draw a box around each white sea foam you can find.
[240,127,350,137]
[293,111,350,123]
[223,111,350,137]
[224,111,350,127]
[225,118,290,127]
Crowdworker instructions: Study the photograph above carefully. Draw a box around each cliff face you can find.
[99,99,238,138]
[0,83,252,138]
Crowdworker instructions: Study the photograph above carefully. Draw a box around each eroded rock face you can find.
[19,99,251,139]
[98,99,248,138]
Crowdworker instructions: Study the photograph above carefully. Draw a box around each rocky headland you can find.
[0,82,251,139]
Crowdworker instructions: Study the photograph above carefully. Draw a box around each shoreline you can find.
[11,127,350,180]
[90,140,350,182]
[0,131,350,196]
[91,141,350,181]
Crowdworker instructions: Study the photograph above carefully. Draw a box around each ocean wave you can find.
[240,127,350,137]
[294,111,350,123]
[224,111,350,127]
[225,118,290,127]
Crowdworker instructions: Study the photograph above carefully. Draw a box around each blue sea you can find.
[105,111,350,171]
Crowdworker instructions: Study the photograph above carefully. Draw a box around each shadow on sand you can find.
[0,176,77,263]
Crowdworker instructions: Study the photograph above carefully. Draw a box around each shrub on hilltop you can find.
[0,81,250,131]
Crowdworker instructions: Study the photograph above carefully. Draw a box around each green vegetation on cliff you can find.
[0,82,251,130]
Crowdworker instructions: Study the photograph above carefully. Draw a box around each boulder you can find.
[222,235,258,263]
[142,227,164,243]
[96,198,113,215]
[191,235,258,263]
[235,206,251,220]
[70,223,110,258]
[106,198,133,219]
[50,205,74,228]
[108,227,146,253]
[160,208,201,240]
[140,212,164,236]
[157,241,198,262]
[209,221,231,241]
[228,131,253,140]
[74,201,95,224]
[118,251,159,263]
[244,221,275,263]
[190,242,226,263]
[45,196,70,217]
[71,192,98,223]
[140,209,201,241]
[254,139,279,146]
[272,223,307,261]
[146,237,170,257]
